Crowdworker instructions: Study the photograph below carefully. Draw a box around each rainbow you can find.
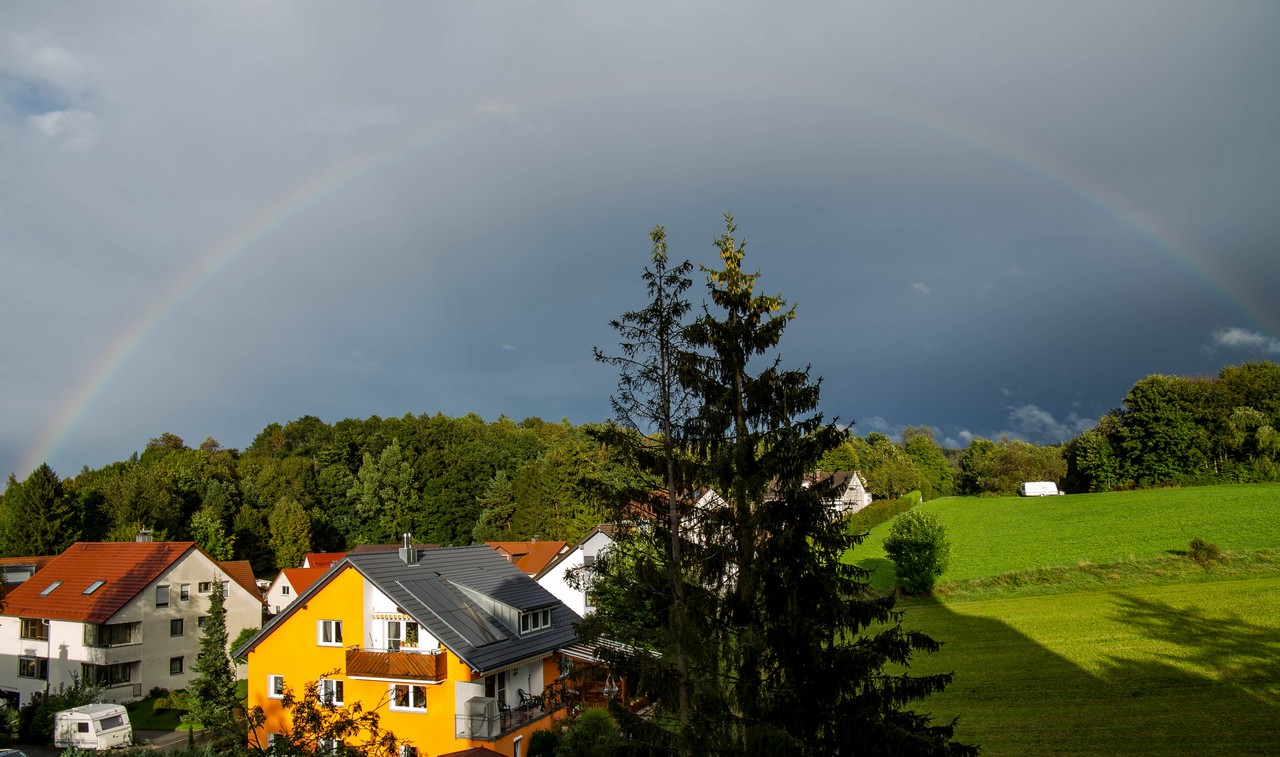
[20,89,1274,476]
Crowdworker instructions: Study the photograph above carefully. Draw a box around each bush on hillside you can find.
[883,511,952,595]
[1188,537,1222,568]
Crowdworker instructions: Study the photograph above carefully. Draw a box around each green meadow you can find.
[849,484,1280,755]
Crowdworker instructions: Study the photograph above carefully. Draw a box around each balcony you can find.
[455,698,548,741]
[345,646,447,683]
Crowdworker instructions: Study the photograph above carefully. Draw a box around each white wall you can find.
[264,575,296,615]
[537,530,613,617]
[0,548,263,706]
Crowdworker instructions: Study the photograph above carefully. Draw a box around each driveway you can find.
[13,728,203,755]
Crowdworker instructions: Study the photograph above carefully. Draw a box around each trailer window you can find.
[99,714,125,730]
[77,722,90,733]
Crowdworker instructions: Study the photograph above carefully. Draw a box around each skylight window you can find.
[39,581,62,596]
[83,580,106,595]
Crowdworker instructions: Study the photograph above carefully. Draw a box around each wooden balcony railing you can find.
[345,646,447,682]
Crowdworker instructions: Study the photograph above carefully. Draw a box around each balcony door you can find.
[484,670,507,708]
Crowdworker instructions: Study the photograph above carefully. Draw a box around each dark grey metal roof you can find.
[347,546,580,674]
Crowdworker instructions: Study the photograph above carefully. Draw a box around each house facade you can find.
[535,526,616,617]
[0,541,262,706]
[808,470,873,515]
[239,543,579,756]
[264,567,329,616]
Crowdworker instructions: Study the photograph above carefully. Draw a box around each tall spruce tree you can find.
[587,226,706,755]
[587,216,973,755]
[188,579,239,744]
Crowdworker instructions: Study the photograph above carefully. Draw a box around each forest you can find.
[2,361,1278,574]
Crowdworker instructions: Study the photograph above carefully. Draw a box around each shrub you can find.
[558,708,621,757]
[528,728,560,757]
[1188,537,1222,568]
[18,676,103,744]
[883,510,952,595]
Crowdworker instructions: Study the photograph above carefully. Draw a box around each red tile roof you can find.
[0,556,56,569]
[303,552,347,569]
[1,541,198,624]
[219,560,262,600]
[484,540,570,576]
[280,567,330,595]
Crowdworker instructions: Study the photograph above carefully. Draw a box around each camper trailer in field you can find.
[53,704,132,749]
[1019,481,1063,497]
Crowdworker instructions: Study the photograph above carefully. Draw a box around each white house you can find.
[0,540,263,706]
[804,471,873,515]
[534,526,616,617]
[263,567,330,615]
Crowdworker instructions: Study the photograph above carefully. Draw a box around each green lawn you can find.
[126,680,249,732]
[845,483,1280,754]
[849,483,1280,590]
[896,577,1280,755]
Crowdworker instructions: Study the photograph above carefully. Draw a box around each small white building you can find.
[0,540,263,706]
[264,567,330,615]
[535,526,616,617]
[803,471,873,515]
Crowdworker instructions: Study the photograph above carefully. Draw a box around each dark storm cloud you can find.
[1,1,1278,477]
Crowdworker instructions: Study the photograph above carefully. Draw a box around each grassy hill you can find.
[847,483,1280,755]
[850,482,1280,592]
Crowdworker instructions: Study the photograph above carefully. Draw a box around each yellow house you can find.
[237,542,580,757]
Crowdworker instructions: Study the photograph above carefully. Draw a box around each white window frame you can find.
[519,608,552,635]
[281,584,291,596]
[198,581,212,594]
[317,620,343,646]
[318,678,344,707]
[156,584,170,607]
[268,675,285,699]
[180,583,190,601]
[389,683,427,712]
[18,656,48,679]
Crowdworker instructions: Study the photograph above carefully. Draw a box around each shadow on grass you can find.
[1105,592,1280,704]
[899,595,1280,756]
[855,557,896,593]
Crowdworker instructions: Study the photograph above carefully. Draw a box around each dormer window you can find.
[519,608,552,635]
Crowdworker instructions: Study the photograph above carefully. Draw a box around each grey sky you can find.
[2,1,1278,478]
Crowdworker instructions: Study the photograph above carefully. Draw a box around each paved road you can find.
[14,728,203,755]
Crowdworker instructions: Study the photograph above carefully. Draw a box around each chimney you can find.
[398,533,418,565]
[136,529,153,543]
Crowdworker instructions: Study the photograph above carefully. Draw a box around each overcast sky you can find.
[3,1,1279,479]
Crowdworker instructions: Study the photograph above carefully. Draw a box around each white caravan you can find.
[53,704,133,750]
[1019,481,1063,497]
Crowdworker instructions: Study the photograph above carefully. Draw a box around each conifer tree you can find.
[2,463,77,556]
[188,579,239,745]
[587,216,974,756]
[587,226,706,755]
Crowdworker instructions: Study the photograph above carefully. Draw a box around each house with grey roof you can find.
[237,540,581,755]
